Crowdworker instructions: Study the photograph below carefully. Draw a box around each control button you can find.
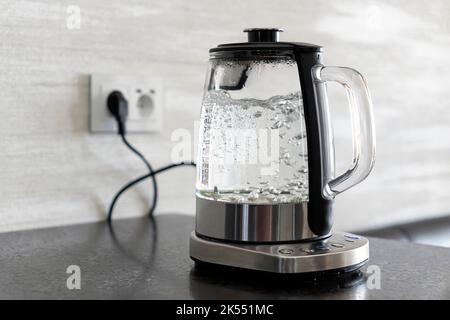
[315,245,331,252]
[344,234,360,240]
[331,243,345,248]
[300,248,315,254]
[345,238,355,243]
[278,248,294,255]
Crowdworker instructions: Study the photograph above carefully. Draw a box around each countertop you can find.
[0,214,449,299]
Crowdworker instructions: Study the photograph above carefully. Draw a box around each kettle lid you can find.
[210,28,322,54]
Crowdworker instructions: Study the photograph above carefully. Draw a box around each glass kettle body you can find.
[195,29,375,243]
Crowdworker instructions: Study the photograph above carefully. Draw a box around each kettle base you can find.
[189,232,369,274]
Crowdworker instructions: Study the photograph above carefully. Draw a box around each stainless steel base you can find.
[196,196,325,242]
[190,232,369,274]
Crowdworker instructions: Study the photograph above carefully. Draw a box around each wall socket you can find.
[90,74,163,133]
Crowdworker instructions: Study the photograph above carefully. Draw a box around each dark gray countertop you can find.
[0,214,449,299]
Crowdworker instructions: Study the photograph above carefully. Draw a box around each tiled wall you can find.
[0,0,449,232]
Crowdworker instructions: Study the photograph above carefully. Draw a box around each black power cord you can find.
[106,90,196,223]
[107,162,196,222]
[119,132,158,216]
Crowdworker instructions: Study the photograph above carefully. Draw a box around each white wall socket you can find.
[90,74,163,133]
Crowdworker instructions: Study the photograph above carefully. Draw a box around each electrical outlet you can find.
[90,74,163,133]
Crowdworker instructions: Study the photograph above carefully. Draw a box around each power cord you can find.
[119,132,158,216]
[107,162,196,222]
[106,90,196,223]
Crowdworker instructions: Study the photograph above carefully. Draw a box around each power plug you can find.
[107,90,128,135]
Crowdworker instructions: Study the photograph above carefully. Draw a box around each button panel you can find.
[270,233,365,257]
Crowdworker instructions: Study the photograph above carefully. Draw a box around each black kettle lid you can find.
[210,28,322,54]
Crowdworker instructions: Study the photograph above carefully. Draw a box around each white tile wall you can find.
[0,0,449,232]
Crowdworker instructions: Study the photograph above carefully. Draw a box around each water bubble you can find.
[265,194,276,201]
[288,133,307,146]
[280,151,292,166]
[288,180,304,188]
[274,195,288,203]
[294,133,306,140]
[271,120,284,129]
[271,188,281,195]
[254,111,263,118]
[277,99,287,107]
[298,166,308,174]
[270,114,279,121]
[269,105,276,111]
[280,152,290,161]
[287,181,297,187]
[281,101,301,122]
[248,190,260,201]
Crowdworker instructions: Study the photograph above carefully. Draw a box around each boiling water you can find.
[197,90,309,204]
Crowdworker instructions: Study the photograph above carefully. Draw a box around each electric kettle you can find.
[190,28,375,274]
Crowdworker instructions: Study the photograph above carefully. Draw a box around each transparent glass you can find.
[312,66,376,199]
[196,54,309,204]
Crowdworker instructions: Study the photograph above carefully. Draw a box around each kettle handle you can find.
[312,66,376,199]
